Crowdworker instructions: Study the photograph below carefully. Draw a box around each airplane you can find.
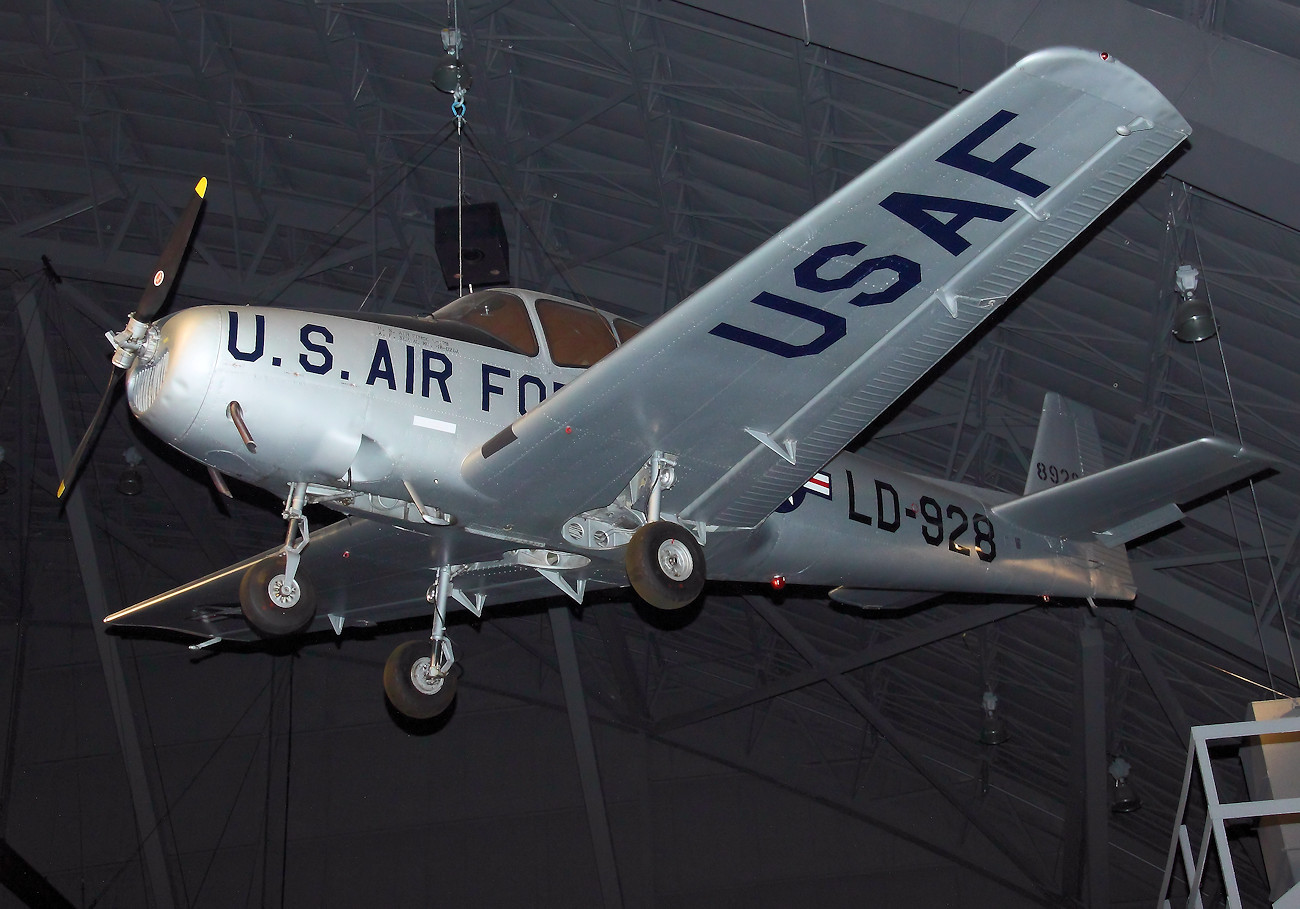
[57,47,1273,720]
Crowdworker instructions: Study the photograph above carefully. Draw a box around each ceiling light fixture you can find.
[432,27,472,95]
[117,446,144,497]
[1109,756,1142,813]
[1172,264,1216,343]
[979,690,1008,745]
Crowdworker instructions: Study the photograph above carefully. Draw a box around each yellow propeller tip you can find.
[56,482,66,498]
[195,176,208,198]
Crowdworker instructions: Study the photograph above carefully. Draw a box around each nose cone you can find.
[126,306,223,443]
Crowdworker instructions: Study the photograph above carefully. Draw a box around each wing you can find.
[103,518,624,643]
[462,48,1190,535]
[991,438,1274,546]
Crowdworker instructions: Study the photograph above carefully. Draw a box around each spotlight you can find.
[1172,264,1216,343]
[117,446,144,497]
[979,690,1008,745]
[431,59,472,94]
[1109,756,1142,814]
[432,26,472,95]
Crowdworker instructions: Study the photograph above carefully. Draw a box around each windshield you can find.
[432,290,540,357]
[536,298,618,367]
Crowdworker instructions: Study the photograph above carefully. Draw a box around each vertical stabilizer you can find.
[1024,393,1106,495]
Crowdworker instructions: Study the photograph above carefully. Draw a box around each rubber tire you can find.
[383,639,461,720]
[239,555,316,637]
[625,521,706,610]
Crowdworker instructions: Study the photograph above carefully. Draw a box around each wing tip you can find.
[1014,46,1191,136]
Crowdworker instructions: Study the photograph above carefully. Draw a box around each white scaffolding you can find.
[1160,716,1300,909]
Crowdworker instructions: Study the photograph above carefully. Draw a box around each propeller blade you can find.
[134,176,207,323]
[57,365,125,501]
[57,177,207,502]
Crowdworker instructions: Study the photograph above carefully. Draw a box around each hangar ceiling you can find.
[4,0,1300,906]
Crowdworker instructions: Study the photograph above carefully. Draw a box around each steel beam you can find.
[15,281,176,909]
[3,236,377,312]
[515,87,639,162]
[655,600,1036,732]
[657,724,1059,906]
[1107,609,1192,748]
[1079,616,1109,908]
[549,606,624,909]
[1134,547,1276,571]
[1133,564,1300,691]
[0,838,77,909]
[678,0,1300,235]
[415,610,1060,907]
[0,329,35,836]
[593,607,650,723]
[745,596,1057,897]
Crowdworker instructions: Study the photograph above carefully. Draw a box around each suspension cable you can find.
[1185,186,1298,694]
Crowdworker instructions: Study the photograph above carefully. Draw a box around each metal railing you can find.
[1160,716,1300,908]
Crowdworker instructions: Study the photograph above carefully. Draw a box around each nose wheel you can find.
[240,481,319,636]
[625,520,706,610]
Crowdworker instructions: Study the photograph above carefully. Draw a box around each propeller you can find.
[57,176,208,500]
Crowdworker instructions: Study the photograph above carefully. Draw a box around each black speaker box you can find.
[433,202,510,290]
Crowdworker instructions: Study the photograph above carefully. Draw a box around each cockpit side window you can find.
[612,318,642,344]
[432,291,540,356]
[536,298,618,368]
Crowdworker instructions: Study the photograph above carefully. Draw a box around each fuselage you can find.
[125,289,631,525]
[125,289,1132,603]
[729,453,1134,600]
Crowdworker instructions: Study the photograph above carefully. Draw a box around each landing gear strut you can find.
[240,482,317,636]
[383,565,460,719]
[623,453,706,610]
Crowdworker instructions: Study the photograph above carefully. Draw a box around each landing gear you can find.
[625,520,706,610]
[383,640,461,719]
[241,481,317,636]
[384,565,461,720]
[240,554,316,636]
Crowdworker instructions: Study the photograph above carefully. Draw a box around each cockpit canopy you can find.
[432,289,641,367]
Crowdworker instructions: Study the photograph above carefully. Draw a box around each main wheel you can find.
[625,521,706,610]
[383,640,461,720]
[240,555,316,636]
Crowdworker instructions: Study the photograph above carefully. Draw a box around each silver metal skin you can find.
[457,48,1195,534]
[99,50,1271,661]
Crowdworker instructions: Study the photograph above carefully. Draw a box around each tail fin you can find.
[1024,392,1106,495]
[1004,392,1273,548]
[997,392,1274,601]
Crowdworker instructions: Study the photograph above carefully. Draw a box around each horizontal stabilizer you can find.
[992,437,1272,545]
